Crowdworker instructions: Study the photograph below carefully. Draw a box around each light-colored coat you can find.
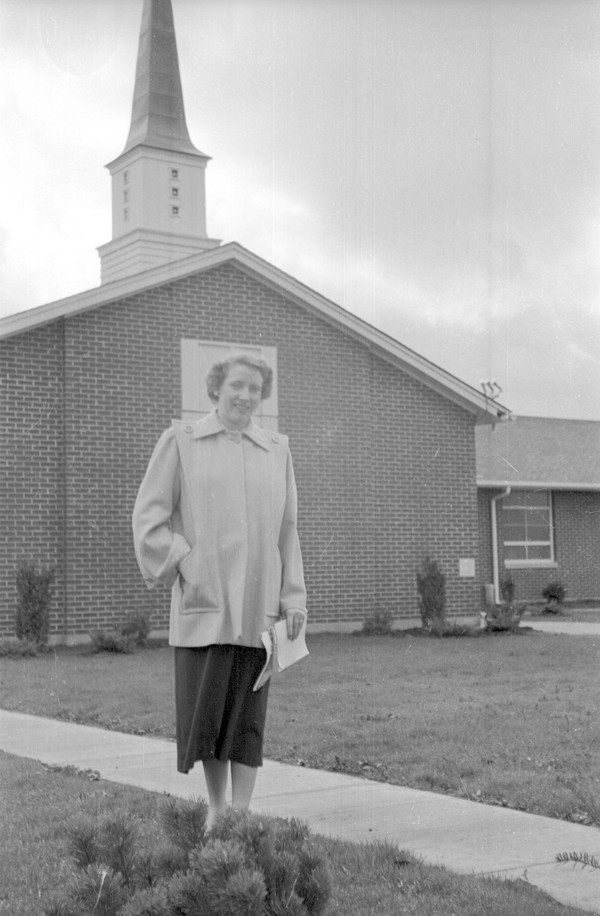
[132,411,307,648]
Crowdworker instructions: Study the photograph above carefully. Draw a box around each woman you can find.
[132,353,307,827]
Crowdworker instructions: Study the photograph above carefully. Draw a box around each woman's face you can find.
[216,363,263,430]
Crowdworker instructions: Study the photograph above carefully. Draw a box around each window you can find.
[171,187,179,197]
[123,171,129,185]
[500,490,555,566]
[171,168,179,180]
[123,189,129,202]
[180,339,278,431]
[171,205,180,216]
[124,207,129,221]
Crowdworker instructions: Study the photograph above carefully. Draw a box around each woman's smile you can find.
[217,364,263,430]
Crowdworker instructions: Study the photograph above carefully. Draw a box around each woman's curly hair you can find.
[206,352,273,403]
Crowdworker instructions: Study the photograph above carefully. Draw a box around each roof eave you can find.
[477,479,600,491]
[0,241,511,423]
[228,249,511,424]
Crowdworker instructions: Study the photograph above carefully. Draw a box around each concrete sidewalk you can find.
[527,618,600,637]
[1,710,599,913]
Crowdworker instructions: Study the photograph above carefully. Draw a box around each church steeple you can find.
[122,0,202,157]
[98,0,220,284]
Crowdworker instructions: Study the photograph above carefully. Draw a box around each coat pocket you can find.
[178,547,220,613]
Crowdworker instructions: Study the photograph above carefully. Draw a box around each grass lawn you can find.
[1,629,599,827]
[0,751,586,916]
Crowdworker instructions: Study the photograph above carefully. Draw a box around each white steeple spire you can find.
[98,0,220,284]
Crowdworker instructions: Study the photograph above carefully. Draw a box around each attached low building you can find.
[477,416,600,606]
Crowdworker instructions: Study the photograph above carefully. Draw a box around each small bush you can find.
[542,581,566,609]
[161,795,209,852]
[89,629,137,654]
[484,576,525,632]
[89,612,151,654]
[484,603,526,632]
[45,800,332,916]
[499,575,515,604]
[119,611,151,648]
[361,609,394,635]
[0,636,40,657]
[417,557,446,632]
[15,560,54,645]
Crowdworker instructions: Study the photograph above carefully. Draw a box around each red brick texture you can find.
[0,323,67,637]
[478,488,600,604]
[1,263,483,641]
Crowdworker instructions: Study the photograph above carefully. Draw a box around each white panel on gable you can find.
[181,339,278,430]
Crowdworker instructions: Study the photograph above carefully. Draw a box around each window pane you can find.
[505,491,549,509]
[528,509,550,526]
[527,525,551,542]
[528,491,549,507]
[504,545,527,560]
[504,525,527,541]
[504,492,527,507]
[501,509,526,540]
[527,544,552,560]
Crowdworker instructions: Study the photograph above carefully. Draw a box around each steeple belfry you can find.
[98,0,220,284]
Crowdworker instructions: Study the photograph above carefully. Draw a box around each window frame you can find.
[500,489,557,569]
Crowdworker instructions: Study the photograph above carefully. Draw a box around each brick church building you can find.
[0,0,512,643]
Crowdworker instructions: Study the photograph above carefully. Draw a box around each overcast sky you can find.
[1,0,600,419]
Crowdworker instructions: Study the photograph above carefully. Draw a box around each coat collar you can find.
[190,410,272,451]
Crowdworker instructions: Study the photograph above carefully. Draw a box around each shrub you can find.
[484,603,526,632]
[90,629,137,654]
[89,612,151,654]
[45,800,332,916]
[45,864,127,916]
[499,575,515,604]
[361,608,394,635]
[0,636,40,657]
[542,581,566,608]
[15,560,54,645]
[417,557,446,633]
[119,611,151,647]
[484,576,526,632]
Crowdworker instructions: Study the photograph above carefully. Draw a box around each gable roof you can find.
[0,241,510,425]
[476,415,600,490]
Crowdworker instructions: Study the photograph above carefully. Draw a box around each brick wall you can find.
[553,491,600,600]
[478,487,600,604]
[0,263,482,640]
[0,323,66,636]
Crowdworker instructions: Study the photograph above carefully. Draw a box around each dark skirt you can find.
[174,644,270,774]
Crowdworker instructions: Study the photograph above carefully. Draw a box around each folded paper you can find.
[253,617,309,691]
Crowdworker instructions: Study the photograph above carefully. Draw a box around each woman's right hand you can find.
[284,609,306,640]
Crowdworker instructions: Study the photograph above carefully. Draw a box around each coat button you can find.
[184,425,193,433]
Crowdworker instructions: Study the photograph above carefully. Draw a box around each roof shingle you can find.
[476,416,600,489]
